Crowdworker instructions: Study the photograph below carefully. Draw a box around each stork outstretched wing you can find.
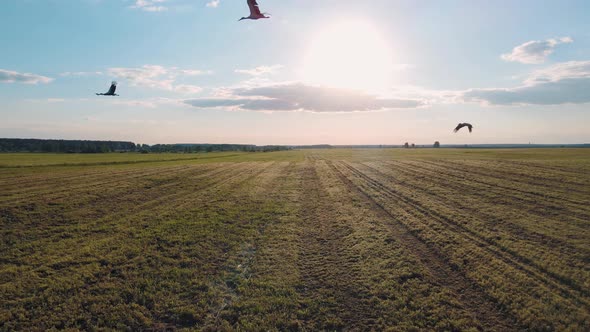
[453,123,473,133]
[106,83,117,95]
[247,0,263,16]
[96,81,118,96]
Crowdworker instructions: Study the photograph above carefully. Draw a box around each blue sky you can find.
[1,0,589,144]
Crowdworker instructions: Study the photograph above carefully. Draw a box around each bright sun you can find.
[301,20,394,92]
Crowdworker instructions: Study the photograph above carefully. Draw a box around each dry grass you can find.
[1,149,589,330]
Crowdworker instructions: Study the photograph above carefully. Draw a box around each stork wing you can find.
[468,124,473,133]
[107,84,116,95]
[247,0,263,16]
[453,123,463,133]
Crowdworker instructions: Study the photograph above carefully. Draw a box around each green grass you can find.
[0,152,242,167]
[1,148,587,168]
[302,147,590,162]
[1,149,588,330]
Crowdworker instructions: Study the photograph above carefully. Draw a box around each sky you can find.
[1,0,589,145]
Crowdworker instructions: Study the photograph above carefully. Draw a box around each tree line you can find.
[0,139,136,153]
[0,139,291,153]
[146,144,290,153]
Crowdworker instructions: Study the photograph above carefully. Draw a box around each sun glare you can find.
[301,20,394,92]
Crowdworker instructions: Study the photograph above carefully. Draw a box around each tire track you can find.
[437,160,590,193]
[4,162,277,279]
[0,164,184,189]
[416,159,590,204]
[0,164,205,206]
[389,160,590,220]
[336,161,590,307]
[492,159,590,177]
[204,162,296,330]
[363,161,589,257]
[295,160,373,330]
[321,159,519,331]
[1,163,255,265]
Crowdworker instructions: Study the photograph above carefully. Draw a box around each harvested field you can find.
[1,149,589,330]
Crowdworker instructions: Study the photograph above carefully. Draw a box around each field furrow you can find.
[332,161,589,330]
[357,161,590,297]
[322,159,518,331]
[413,159,590,207]
[295,161,374,329]
[1,149,589,330]
[492,159,590,177]
[389,160,590,223]
[438,159,590,193]
[372,160,590,248]
[0,164,210,206]
[1,163,260,267]
[362,161,590,285]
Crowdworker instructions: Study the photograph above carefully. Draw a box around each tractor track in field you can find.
[1,162,260,210]
[362,161,589,258]
[0,163,197,189]
[296,160,374,330]
[334,161,590,308]
[0,167,195,204]
[491,159,590,177]
[0,164,203,206]
[387,160,590,221]
[371,161,589,247]
[92,161,275,226]
[2,162,277,271]
[359,162,590,296]
[1,164,264,247]
[436,160,590,193]
[80,162,271,222]
[320,158,519,331]
[0,154,242,170]
[413,159,590,206]
[204,162,296,330]
[0,163,220,197]
[403,159,590,211]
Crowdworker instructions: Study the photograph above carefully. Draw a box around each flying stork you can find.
[96,81,119,96]
[453,123,473,133]
[239,0,270,21]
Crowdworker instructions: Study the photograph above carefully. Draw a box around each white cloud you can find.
[60,71,103,77]
[391,85,456,104]
[525,60,590,83]
[206,0,220,8]
[501,37,573,64]
[391,64,415,71]
[111,99,160,108]
[180,69,213,76]
[0,69,53,84]
[174,84,203,94]
[24,98,67,103]
[235,65,283,76]
[107,65,207,93]
[109,65,172,90]
[461,60,590,105]
[130,0,168,12]
[185,82,425,113]
[108,98,184,108]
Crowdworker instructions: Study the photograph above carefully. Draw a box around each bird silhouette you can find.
[239,0,270,21]
[453,123,473,133]
[96,81,119,96]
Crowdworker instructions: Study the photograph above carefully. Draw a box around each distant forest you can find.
[1,138,587,153]
[147,144,289,153]
[0,138,291,153]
